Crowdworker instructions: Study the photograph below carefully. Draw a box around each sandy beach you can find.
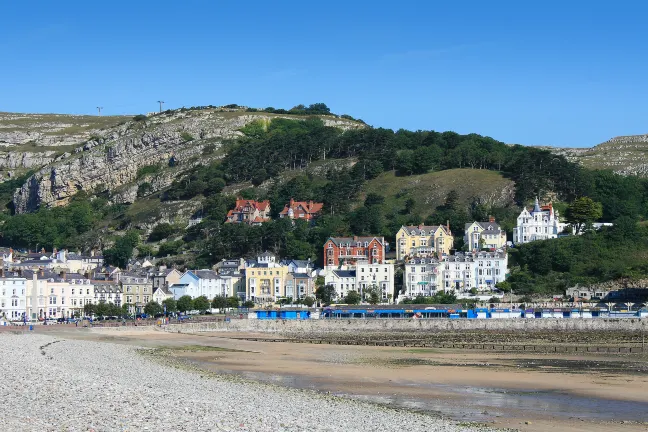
[37,325,648,432]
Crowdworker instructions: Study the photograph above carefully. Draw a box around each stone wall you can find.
[167,317,648,335]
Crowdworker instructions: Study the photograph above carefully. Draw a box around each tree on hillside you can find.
[177,295,194,313]
[148,223,176,242]
[566,197,603,234]
[315,284,336,305]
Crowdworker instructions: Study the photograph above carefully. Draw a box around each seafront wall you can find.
[165,317,648,335]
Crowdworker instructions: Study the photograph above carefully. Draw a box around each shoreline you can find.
[0,331,496,431]
[22,326,648,431]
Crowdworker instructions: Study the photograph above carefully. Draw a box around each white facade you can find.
[325,261,394,302]
[403,258,440,298]
[513,198,565,244]
[401,251,508,299]
[179,270,228,300]
[0,277,27,321]
[26,273,94,320]
[324,270,356,300]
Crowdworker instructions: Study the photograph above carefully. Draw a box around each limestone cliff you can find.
[11,109,363,213]
[538,133,648,177]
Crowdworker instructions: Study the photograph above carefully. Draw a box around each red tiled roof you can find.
[280,199,324,216]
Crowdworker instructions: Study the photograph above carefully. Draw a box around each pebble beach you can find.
[0,333,491,431]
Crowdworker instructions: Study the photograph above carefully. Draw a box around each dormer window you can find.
[420,230,425,235]
[411,231,415,235]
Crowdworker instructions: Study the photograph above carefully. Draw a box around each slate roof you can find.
[402,225,451,236]
[328,237,385,246]
[332,270,356,278]
[194,270,219,280]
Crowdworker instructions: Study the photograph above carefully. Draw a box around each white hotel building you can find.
[402,251,508,298]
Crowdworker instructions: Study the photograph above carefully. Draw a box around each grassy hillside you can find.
[363,169,516,217]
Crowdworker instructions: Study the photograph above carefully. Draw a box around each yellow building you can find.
[245,252,290,304]
[396,224,454,261]
[464,217,507,251]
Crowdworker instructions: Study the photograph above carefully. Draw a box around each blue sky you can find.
[1,1,647,147]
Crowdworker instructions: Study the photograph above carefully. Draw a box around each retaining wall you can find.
[166,318,648,335]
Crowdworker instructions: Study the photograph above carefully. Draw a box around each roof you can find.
[328,236,385,246]
[402,225,451,236]
[279,199,324,216]
[292,273,311,279]
[465,221,502,232]
[259,251,275,258]
[194,270,219,280]
[153,286,172,295]
[332,270,356,278]
[281,259,312,268]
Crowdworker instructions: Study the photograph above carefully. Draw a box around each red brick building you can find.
[279,199,324,221]
[323,236,386,267]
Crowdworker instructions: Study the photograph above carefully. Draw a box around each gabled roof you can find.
[328,236,385,246]
[279,199,324,215]
[153,286,172,295]
[465,221,503,232]
[401,225,451,236]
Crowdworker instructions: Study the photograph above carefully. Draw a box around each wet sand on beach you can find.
[48,327,648,431]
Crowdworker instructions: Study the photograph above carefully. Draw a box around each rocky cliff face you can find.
[539,133,648,177]
[11,109,362,213]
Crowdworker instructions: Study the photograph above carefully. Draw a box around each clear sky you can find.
[1,0,647,147]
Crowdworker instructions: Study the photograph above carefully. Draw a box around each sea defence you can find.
[166,317,648,335]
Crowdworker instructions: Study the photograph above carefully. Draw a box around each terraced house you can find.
[323,236,386,268]
[245,252,290,304]
[120,272,152,314]
[396,224,453,260]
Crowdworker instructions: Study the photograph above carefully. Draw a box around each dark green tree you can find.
[144,301,163,316]
[344,290,361,305]
[315,284,337,305]
[177,295,194,313]
[193,296,210,313]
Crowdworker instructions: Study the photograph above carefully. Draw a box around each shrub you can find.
[202,144,217,155]
[136,164,161,179]
[137,182,152,197]
[133,114,147,122]
[180,132,194,141]
[157,240,184,257]
[148,223,176,242]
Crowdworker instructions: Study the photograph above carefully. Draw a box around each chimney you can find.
[353,236,358,242]
[90,249,95,257]
[489,215,495,223]
[290,198,294,206]
[446,220,451,234]
[60,270,66,280]
[0,268,4,278]
[39,268,44,278]
[17,269,22,277]
[84,271,90,279]
[41,247,45,254]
